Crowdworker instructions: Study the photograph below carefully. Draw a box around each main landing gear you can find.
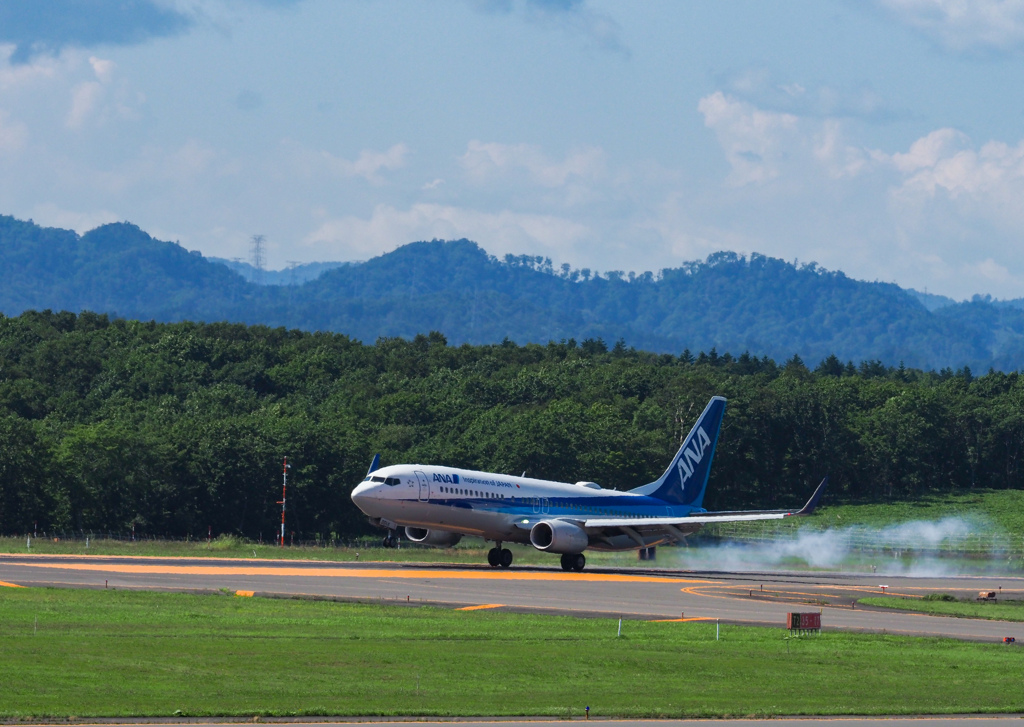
[382,531,400,548]
[560,553,586,572]
[487,543,513,568]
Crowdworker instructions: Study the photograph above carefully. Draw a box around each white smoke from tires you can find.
[672,516,1017,575]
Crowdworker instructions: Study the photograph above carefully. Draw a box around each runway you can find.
[1,554,1022,642]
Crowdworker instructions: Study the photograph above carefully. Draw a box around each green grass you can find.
[1,588,1023,718]
[860,595,1024,622]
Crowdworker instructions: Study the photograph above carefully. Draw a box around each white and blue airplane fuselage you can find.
[351,396,827,571]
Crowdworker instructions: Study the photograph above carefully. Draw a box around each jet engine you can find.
[530,520,588,554]
[403,527,462,547]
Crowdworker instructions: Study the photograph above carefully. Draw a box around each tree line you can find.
[1,310,1022,540]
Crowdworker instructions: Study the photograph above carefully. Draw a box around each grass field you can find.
[860,595,1024,622]
[1,587,1023,718]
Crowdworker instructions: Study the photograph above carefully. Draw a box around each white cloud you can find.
[0,110,28,152]
[303,202,589,260]
[877,0,1024,51]
[64,56,121,129]
[892,132,1024,198]
[78,139,227,195]
[813,119,883,179]
[66,81,103,129]
[974,256,1013,283]
[89,56,116,83]
[889,128,970,174]
[692,88,1024,298]
[459,140,605,187]
[642,191,756,263]
[0,44,59,89]
[887,130,1024,232]
[697,91,801,185]
[163,138,222,179]
[698,90,1024,224]
[307,143,409,184]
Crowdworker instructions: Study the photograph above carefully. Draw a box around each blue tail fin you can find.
[633,396,726,508]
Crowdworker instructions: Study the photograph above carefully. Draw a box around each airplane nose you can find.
[351,481,373,512]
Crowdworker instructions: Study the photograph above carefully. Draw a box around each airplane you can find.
[350,396,827,571]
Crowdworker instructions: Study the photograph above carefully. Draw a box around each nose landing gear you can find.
[560,553,586,572]
[487,543,513,568]
[381,531,400,548]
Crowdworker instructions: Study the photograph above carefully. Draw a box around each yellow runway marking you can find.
[3,561,716,584]
[0,580,25,588]
[234,590,254,597]
[456,603,504,611]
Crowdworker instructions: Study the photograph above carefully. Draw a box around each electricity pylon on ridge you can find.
[250,234,266,285]
[286,260,302,287]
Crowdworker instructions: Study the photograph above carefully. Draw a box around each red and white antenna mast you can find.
[277,457,290,547]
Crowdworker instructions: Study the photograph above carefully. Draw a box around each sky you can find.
[2,1,1024,299]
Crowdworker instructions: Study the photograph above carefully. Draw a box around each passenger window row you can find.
[438,486,505,499]
[420,486,641,517]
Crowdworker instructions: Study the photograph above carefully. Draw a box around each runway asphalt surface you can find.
[2,553,1023,642]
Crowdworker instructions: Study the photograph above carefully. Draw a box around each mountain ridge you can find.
[2,213,1023,370]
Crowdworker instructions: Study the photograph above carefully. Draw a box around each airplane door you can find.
[415,471,429,501]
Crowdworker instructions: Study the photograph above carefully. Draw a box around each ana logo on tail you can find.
[639,395,725,507]
[676,425,711,490]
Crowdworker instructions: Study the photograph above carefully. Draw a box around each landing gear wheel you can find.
[381,536,391,548]
[487,547,500,567]
[382,532,399,549]
[560,554,574,571]
[571,553,586,572]
[499,548,513,568]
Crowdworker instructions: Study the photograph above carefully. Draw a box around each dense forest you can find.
[4,214,1024,370]
[1,310,1022,540]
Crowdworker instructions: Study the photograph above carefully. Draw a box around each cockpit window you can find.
[361,476,370,482]
[384,477,400,486]
[370,476,385,483]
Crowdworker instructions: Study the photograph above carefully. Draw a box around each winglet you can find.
[366,453,381,475]
[793,476,828,516]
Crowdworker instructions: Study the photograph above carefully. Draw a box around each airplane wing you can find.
[583,476,828,530]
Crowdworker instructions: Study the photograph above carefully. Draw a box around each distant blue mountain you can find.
[208,257,350,285]
[1,213,1023,371]
[908,289,957,312]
